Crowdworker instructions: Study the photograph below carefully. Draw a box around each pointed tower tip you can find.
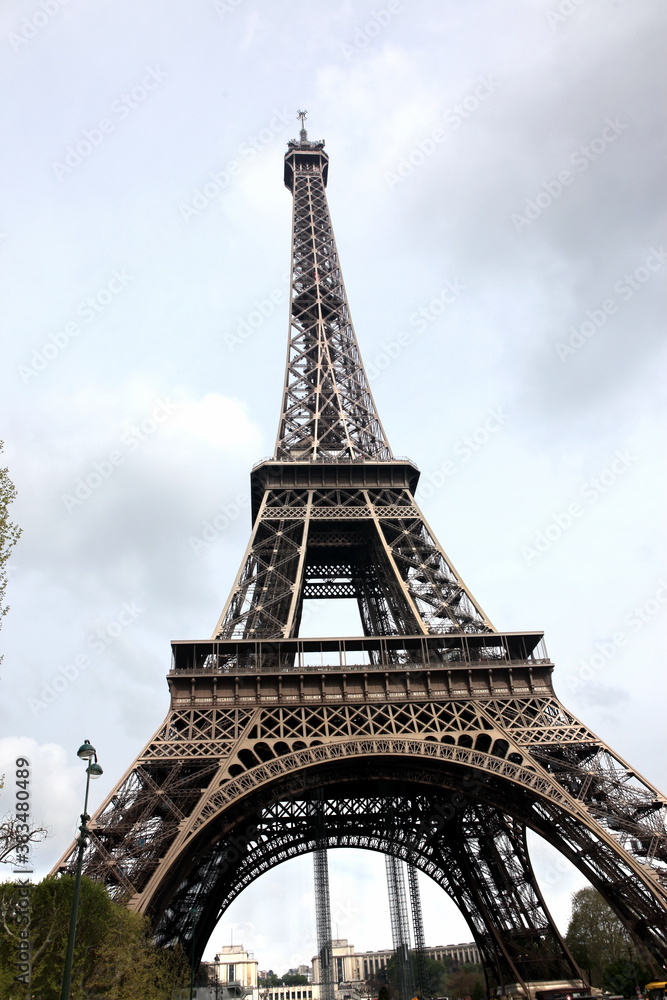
[285,111,327,188]
[297,109,308,143]
[289,110,324,150]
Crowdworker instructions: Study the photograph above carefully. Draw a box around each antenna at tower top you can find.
[297,109,308,141]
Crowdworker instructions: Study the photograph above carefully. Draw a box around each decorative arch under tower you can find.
[53,116,667,994]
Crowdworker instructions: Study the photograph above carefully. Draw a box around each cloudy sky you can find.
[1,0,665,975]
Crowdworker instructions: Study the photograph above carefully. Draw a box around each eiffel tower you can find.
[53,114,667,992]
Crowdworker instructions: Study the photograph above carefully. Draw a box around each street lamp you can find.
[59,739,103,1000]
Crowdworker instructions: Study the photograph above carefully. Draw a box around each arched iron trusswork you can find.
[52,118,667,992]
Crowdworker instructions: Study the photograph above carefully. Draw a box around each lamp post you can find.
[59,739,103,1000]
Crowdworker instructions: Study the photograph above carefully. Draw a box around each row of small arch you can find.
[227,732,523,777]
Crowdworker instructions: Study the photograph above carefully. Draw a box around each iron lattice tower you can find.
[53,117,667,994]
[407,864,427,999]
[386,855,416,1000]
[313,846,334,1000]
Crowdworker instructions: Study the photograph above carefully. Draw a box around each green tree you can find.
[445,963,485,1000]
[283,974,310,985]
[0,441,22,664]
[366,961,389,998]
[565,886,642,989]
[260,972,284,987]
[385,952,462,999]
[0,875,189,999]
[604,956,654,998]
[422,955,451,997]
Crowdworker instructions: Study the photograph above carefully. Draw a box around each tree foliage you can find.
[446,966,485,1000]
[260,972,285,987]
[0,441,22,660]
[383,953,484,1000]
[565,886,652,990]
[604,956,654,998]
[259,972,310,987]
[0,875,189,999]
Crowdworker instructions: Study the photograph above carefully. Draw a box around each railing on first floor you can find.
[170,631,549,676]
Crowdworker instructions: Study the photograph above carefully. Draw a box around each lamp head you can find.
[87,762,103,779]
[77,740,96,760]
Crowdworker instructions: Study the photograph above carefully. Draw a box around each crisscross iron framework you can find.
[53,123,667,993]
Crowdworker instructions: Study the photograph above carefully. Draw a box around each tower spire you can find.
[278,122,392,462]
[297,108,308,143]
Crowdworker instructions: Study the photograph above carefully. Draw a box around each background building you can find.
[212,936,480,1000]
[312,939,481,984]
[214,945,259,993]
[261,986,319,1000]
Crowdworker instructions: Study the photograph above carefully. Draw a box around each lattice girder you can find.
[162,743,665,967]
[276,143,391,462]
[51,128,667,985]
[407,863,428,999]
[386,854,415,1000]
[214,486,492,639]
[134,775,588,992]
[52,660,667,971]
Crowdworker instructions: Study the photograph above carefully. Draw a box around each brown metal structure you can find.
[53,118,667,992]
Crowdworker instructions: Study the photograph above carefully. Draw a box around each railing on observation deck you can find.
[251,455,415,469]
[170,632,549,675]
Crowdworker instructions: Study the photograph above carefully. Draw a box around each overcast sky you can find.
[1,0,665,975]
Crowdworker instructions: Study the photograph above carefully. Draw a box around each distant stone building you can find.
[261,985,319,1000]
[312,939,481,984]
[213,945,259,993]
[217,936,479,1000]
